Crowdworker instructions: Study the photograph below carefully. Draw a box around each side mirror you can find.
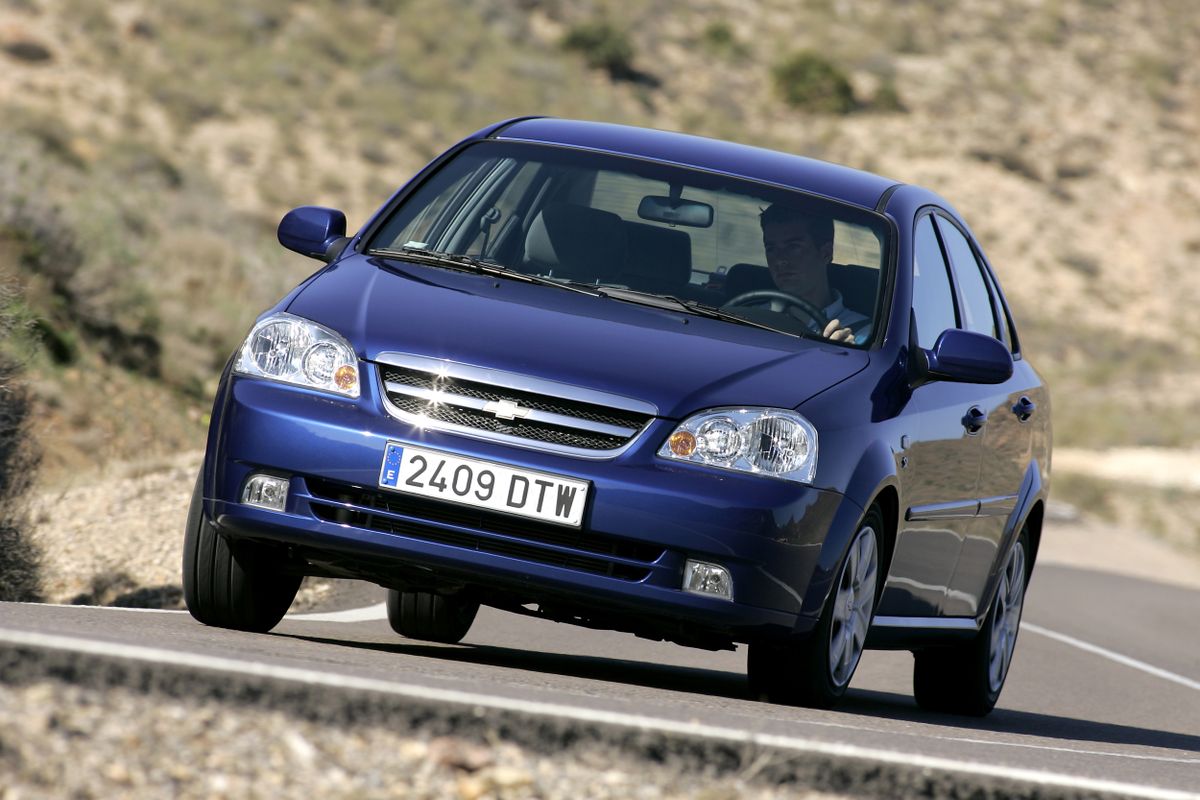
[278,206,350,262]
[912,329,1013,387]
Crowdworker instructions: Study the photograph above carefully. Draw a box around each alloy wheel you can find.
[988,541,1027,693]
[828,524,879,687]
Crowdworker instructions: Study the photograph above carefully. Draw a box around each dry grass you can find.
[0,276,43,601]
[1051,472,1200,554]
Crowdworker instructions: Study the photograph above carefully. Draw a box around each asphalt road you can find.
[2,563,1197,797]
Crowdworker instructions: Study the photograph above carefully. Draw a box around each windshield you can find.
[368,142,892,346]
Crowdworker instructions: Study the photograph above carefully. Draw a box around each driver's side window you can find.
[911,215,958,349]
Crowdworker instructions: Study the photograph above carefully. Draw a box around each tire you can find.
[748,505,883,708]
[912,527,1030,716]
[182,471,301,632]
[386,589,479,644]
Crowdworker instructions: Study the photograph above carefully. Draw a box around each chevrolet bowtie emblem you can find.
[483,399,532,421]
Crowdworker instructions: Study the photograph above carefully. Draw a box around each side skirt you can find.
[865,615,981,649]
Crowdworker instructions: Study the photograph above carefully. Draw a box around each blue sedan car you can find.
[183,118,1051,715]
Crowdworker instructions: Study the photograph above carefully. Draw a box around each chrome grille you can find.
[382,369,645,428]
[375,355,655,456]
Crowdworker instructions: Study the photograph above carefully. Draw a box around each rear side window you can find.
[911,215,957,349]
[980,262,1017,353]
[936,218,998,340]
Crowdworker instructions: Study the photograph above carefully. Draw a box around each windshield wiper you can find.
[369,249,804,336]
[594,285,811,339]
[368,247,606,297]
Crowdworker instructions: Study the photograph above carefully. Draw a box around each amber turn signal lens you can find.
[668,430,697,456]
[334,365,358,391]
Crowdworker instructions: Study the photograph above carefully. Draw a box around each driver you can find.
[761,202,869,343]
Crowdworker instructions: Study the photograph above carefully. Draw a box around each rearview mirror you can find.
[912,329,1013,386]
[637,196,714,228]
[278,206,350,262]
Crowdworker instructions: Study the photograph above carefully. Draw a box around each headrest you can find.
[829,263,880,317]
[622,222,692,292]
[723,263,773,299]
[525,204,627,283]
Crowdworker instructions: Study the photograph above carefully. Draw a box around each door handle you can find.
[962,406,987,434]
[1012,396,1036,422]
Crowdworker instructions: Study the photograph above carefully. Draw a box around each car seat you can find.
[524,204,627,284]
[620,222,692,294]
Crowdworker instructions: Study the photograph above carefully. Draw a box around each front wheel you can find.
[386,589,479,644]
[748,506,883,708]
[182,472,301,632]
[912,528,1030,716]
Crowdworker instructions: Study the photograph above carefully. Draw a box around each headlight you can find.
[234,312,359,398]
[658,407,818,484]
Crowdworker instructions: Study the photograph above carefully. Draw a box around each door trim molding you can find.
[905,499,980,521]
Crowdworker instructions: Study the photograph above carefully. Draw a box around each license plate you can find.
[378,443,589,527]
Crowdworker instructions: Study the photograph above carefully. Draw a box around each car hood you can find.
[286,255,869,419]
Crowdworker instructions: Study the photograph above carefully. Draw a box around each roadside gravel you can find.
[27,451,351,610]
[0,677,843,800]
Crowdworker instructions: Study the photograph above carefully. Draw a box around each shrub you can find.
[870,77,906,113]
[2,39,54,64]
[700,21,747,58]
[771,51,857,114]
[0,279,43,602]
[562,21,637,82]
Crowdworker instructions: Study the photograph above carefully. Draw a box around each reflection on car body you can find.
[184,118,1051,715]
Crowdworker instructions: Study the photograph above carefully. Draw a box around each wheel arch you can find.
[799,439,901,624]
[1024,500,1044,566]
[974,459,1048,626]
[870,482,900,597]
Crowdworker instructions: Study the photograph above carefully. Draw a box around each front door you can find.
[880,382,986,616]
[877,213,983,618]
[934,218,1038,616]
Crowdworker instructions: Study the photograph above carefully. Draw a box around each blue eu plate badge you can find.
[380,442,404,488]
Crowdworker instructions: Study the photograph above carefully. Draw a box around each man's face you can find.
[763,218,831,300]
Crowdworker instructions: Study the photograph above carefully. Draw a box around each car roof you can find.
[492,118,901,211]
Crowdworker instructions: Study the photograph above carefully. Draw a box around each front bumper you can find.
[203,374,863,643]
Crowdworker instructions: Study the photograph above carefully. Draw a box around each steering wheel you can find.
[722,289,830,333]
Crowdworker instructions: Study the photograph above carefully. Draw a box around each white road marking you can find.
[1023,622,1200,692]
[1,627,1196,800]
[287,603,388,623]
[12,602,389,622]
[912,733,1199,765]
[9,602,187,614]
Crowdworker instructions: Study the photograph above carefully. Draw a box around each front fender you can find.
[798,438,900,625]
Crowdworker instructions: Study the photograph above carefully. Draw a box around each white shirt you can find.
[786,289,870,342]
[823,289,870,339]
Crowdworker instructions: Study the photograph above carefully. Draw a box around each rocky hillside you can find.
[2,0,1199,482]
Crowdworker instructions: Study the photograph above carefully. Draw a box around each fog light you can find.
[683,559,733,601]
[243,474,289,512]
